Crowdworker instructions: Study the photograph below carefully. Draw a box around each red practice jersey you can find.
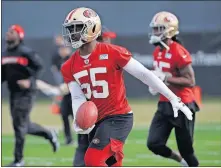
[153,41,195,103]
[61,42,132,121]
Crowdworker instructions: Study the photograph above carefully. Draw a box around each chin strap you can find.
[159,41,170,50]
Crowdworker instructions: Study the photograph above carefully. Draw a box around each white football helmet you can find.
[62,7,102,49]
[149,11,179,50]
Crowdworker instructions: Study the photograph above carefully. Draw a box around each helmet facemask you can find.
[149,24,175,50]
[62,20,100,49]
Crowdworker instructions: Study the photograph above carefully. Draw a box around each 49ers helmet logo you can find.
[164,16,174,23]
[83,9,97,18]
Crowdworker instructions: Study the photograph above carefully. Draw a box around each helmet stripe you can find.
[68,9,77,20]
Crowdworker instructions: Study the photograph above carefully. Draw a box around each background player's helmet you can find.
[149,11,179,49]
[62,7,102,49]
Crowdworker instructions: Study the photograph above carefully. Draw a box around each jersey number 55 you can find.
[73,67,109,99]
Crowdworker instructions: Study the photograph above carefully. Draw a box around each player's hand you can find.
[170,97,193,120]
[152,70,166,81]
[149,87,158,96]
[152,70,172,85]
[17,79,31,89]
[73,120,95,134]
[41,87,61,97]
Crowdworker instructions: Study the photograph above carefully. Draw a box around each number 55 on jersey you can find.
[61,43,132,122]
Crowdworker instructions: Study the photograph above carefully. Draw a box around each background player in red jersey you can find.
[61,7,193,166]
[147,11,200,166]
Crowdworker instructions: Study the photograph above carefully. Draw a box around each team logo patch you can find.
[92,138,100,144]
[165,53,172,59]
[84,59,90,64]
[99,54,108,60]
[83,9,97,18]
[164,16,174,23]
[182,54,187,58]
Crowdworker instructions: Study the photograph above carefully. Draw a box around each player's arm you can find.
[166,48,195,87]
[68,81,95,134]
[61,60,93,134]
[26,49,44,80]
[36,80,70,96]
[114,47,193,120]
[17,48,44,89]
[166,64,195,87]
[124,58,193,119]
[123,58,179,101]
[67,81,87,116]
[60,60,86,115]
[114,47,179,102]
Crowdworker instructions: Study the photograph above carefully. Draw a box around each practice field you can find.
[1,98,221,166]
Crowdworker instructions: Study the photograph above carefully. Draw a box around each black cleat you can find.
[6,160,25,167]
[49,129,60,153]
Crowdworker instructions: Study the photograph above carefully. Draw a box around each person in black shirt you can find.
[2,25,59,167]
[50,35,66,85]
[50,39,75,145]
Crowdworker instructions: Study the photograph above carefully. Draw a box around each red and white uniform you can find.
[61,42,132,121]
[61,42,191,131]
[153,41,195,103]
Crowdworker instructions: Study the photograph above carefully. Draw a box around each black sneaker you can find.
[49,129,60,153]
[6,160,25,167]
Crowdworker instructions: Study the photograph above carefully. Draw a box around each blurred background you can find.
[2,1,221,166]
[2,1,221,97]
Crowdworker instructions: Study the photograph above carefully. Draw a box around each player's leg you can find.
[60,94,73,145]
[174,112,199,166]
[24,94,59,152]
[147,103,189,166]
[84,113,133,167]
[73,134,89,166]
[147,110,174,158]
[27,121,59,152]
[7,93,30,166]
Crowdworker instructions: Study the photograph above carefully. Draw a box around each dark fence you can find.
[2,32,221,98]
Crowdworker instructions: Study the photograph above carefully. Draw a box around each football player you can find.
[36,26,117,166]
[147,11,199,166]
[2,24,59,167]
[61,7,193,166]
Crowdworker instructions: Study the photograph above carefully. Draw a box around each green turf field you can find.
[2,98,221,166]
